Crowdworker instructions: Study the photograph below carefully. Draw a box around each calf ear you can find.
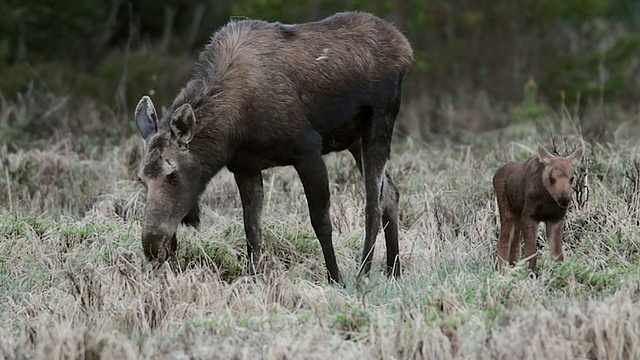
[135,96,158,141]
[537,145,553,165]
[568,146,583,159]
[568,146,583,166]
[170,103,196,146]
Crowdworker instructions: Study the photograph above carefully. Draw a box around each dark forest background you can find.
[1,0,639,146]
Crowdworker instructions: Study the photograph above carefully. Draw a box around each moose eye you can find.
[167,171,180,186]
[549,176,556,185]
[570,176,574,184]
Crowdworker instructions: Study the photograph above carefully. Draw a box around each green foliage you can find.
[332,306,371,335]
[0,0,639,141]
[0,212,27,238]
[546,33,640,105]
[0,106,32,147]
[543,261,627,294]
[264,227,322,266]
[173,239,244,280]
[0,0,231,67]
[0,0,110,65]
[232,0,394,23]
[0,48,192,111]
[510,78,550,122]
[532,0,611,23]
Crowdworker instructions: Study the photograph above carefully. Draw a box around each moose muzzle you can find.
[142,231,178,262]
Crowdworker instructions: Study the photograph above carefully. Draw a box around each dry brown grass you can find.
[1,106,640,359]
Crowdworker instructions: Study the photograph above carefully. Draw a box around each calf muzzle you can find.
[556,197,570,208]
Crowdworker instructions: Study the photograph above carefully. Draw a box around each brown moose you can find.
[133,12,413,284]
[493,145,583,271]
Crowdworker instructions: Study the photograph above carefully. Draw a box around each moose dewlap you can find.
[493,145,583,271]
[134,12,413,284]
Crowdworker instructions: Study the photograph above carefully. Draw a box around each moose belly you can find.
[227,133,323,173]
[227,151,295,173]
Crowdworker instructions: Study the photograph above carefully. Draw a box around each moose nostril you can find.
[142,233,158,260]
[142,233,175,262]
[558,198,569,208]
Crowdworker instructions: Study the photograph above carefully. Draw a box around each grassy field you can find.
[1,100,639,359]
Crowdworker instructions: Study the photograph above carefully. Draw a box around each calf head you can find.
[538,145,583,209]
[135,96,202,262]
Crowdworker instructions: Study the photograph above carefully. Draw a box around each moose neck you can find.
[170,80,240,193]
[189,134,232,192]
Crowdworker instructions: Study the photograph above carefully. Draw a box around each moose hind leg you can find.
[294,151,342,285]
[351,142,400,278]
[357,113,395,278]
[381,171,400,277]
[234,172,264,276]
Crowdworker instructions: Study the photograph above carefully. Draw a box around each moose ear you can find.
[135,96,158,141]
[537,145,553,165]
[170,103,196,146]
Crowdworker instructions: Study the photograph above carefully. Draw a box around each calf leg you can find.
[234,172,264,275]
[349,142,401,278]
[494,179,515,270]
[294,152,342,285]
[521,217,540,271]
[546,219,566,262]
[495,212,514,271]
[508,218,522,265]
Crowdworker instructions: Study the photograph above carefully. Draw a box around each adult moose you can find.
[134,12,413,284]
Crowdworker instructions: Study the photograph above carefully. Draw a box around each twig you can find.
[116,3,135,118]
[3,159,11,212]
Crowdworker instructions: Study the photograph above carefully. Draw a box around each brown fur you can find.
[493,145,583,271]
[134,12,413,284]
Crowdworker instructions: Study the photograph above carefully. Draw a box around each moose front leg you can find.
[234,171,264,276]
[294,151,342,285]
[546,219,566,262]
[521,216,540,271]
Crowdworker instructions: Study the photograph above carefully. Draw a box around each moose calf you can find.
[134,12,413,284]
[493,145,583,271]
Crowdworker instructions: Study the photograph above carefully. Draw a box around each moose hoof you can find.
[387,265,401,279]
